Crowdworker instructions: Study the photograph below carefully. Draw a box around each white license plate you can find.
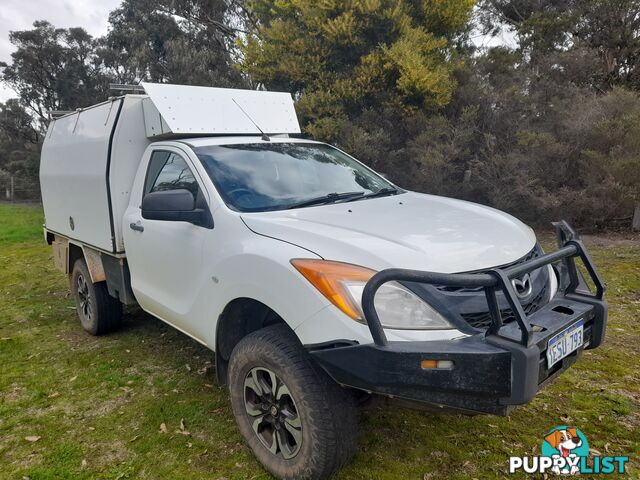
[546,320,584,368]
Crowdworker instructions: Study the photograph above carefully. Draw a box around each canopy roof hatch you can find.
[140,82,301,138]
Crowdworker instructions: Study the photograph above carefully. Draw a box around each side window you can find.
[144,151,199,198]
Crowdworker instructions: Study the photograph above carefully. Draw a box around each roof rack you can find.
[48,110,75,118]
[47,82,301,138]
[109,84,146,94]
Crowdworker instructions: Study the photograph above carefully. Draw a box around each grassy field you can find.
[0,203,638,479]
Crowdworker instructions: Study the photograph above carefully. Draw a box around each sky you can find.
[0,0,122,102]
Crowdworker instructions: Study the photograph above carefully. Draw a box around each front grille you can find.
[428,244,550,330]
[461,283,548,329]
[435,246,540,294]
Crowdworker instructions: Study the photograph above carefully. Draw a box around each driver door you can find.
[123,148,210,339]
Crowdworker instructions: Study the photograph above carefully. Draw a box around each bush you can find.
[337,84,640,231]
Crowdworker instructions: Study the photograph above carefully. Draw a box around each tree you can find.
[0,8,249,200]
[478,0,640,90]
[0,1,637,225]
[0,21,110,127]
[0,100,41,199]
[100,0,247,87]
[241,0,475,141]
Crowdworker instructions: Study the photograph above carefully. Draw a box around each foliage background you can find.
[1,0,639,229]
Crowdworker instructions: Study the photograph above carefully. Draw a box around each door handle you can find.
[129,221,144,232]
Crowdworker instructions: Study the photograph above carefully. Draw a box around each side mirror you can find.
[141,189,213,229]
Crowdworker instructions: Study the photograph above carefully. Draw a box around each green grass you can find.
[0,202,43,245]
[0,203,638,479]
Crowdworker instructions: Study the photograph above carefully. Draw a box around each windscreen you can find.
[194,143,394,212]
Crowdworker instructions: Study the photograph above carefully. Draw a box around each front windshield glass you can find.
[194,142,397,212]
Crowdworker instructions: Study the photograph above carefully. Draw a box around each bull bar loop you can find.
[361,221,605,348]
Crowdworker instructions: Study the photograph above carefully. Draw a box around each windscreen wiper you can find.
[287,191,365,209]
[346,187,399,201]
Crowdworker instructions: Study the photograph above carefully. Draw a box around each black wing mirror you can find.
[141,189,213,229]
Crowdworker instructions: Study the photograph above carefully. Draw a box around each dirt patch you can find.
[582,233,640,247]
[85,392,134,419]
[60,329,103,351]
[86,439,134,469]
[1,383,26,402]
[1,439,45,471]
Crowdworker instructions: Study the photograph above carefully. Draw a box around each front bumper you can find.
[310,222,608,415]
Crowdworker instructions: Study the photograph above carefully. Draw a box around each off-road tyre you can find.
[70,258,122,335]
[228,324,358,479]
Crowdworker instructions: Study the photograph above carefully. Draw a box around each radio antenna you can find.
[232,98,270,141]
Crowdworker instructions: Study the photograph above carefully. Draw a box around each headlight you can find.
[291,259,453,330]
[547,264,558,299]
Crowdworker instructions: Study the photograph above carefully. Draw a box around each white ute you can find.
[40,83,607,480]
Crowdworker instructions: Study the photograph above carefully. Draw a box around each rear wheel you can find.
[228,324,357,480]
[70,258,122,335]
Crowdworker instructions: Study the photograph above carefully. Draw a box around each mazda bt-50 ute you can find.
[40,83,607,479]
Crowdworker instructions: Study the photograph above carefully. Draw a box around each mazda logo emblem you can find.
[511,273,532,298]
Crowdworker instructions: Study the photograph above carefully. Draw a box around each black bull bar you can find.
[309,221,607,414]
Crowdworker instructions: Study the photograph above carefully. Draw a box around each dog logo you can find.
[511,273,532,298]
[542,426,589,475]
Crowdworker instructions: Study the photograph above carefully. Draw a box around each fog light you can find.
[420,359,454,370]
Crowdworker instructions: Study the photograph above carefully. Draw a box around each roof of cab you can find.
[176,136,323,148]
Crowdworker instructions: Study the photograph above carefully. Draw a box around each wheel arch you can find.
[68,242,85,274]
[215,297,294,385]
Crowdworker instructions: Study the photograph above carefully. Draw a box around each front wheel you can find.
[228,324,358,480]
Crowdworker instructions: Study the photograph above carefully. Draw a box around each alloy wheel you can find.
[77,274,92,321]
[243,367,302,459]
